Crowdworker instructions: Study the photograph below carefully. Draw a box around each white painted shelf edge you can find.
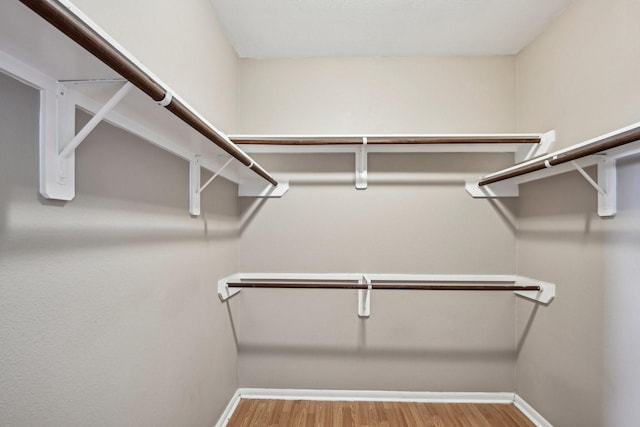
[466,121,640,218]
[0,0,286,216]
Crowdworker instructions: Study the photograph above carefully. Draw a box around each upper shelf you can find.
[0,1,563,207]
[466,121,640,218]
[477,123,640,186]
[231,133,555,160]
[230,132,554,190]
[0,0,278,195]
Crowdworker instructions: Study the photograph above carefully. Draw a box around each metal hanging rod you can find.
[231,135,542,146]
[19,0,278,187]
[478,124,640,186]
[227,282,541,291]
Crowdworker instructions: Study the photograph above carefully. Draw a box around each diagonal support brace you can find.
[570,158,616,217]
[43,81,134,200]
[200,158,234,193]
[190,157,234,216]
[571,161,606,195]
[59,82,133,159]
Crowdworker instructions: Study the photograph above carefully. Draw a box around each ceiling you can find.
[209,0,572,59]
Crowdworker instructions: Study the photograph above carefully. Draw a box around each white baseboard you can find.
[214,389,242,427]
[237,387,515,403]
[514,394,554,427]
[216,388,553,427]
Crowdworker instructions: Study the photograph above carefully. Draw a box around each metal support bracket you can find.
[515,130,556,163]
[358,275,372,318]
[514,276,555,304]
[355,137,368,189]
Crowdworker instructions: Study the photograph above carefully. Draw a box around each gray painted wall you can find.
[234,56,521,392]
[0,0,242,425]
[3,0,639,425]
[0,72,240,427]
[515,0,640,425]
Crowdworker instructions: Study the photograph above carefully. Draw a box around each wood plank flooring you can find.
[226,399,536,427]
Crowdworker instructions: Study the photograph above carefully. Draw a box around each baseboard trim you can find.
[514,394,554,427]
[216,388,553,427]
[214,389,242,427]
[237,387,514,403]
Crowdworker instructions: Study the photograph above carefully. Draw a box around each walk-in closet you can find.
[1,1,639,426]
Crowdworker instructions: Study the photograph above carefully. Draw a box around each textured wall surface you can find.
[72,0,239,132]
[238,56,516,134]
[0,73,240,427]
[515,0,640,425]
[602,158,640,427]
[234,56,521,392]
[5,1,638,425]
[0,0,242,424]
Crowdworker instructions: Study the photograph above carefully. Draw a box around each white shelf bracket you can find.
[189,157,235,216]
[357,274,372,318]
[46,80,133,200]
[570,160,606,195]
[355,137,368,189]
[515,130,556,163]
[569,157,616,217]
[218,274,242,301]
[189,156,202,216]
[1,48,77,201]
[514,276,556,304]
[597,157,616,217]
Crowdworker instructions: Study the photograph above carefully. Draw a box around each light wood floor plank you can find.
[226,399,536,427]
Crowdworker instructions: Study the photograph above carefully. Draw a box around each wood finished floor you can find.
[226,399,536,427]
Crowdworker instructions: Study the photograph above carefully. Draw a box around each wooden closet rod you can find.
[227,282,541,291]
[479,126,640,186]
[19,0,278,187]
[233,136,542,145]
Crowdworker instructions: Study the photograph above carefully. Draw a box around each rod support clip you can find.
[358,275,372,318]
[355,137,368,189]
[156,91,173,107]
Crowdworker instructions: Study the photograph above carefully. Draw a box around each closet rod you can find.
[19,0,278,187]
[227,282,541,291]
[232,136,542,145]
[478,126,640,186]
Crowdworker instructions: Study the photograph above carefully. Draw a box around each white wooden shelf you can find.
[0,0,286,217]
[466,122,640,218]
[231,132,555,189]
